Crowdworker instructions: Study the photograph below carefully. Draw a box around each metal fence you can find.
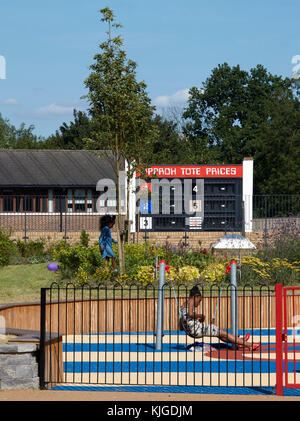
[40,282,280,390]
[0,194,299,238]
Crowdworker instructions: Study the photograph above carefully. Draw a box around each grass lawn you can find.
[0,263,58,304]
[0,263,278,306]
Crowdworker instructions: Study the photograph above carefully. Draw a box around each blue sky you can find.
[0,0,299,138]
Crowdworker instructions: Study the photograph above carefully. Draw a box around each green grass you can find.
[0,263,281,305]
[0,263,58,304]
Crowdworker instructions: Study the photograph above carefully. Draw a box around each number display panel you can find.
[138,178,243,232]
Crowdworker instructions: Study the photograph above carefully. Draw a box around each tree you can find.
[0,114,13,148]
[0,113,41,149]
[253,95,300,194]
[43,109,103,150]
[183,63,300,193]
[150,115,187,164]
[83,8,156,274]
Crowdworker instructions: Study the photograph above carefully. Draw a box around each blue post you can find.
[230,260,238,350]
[156,261,165,351]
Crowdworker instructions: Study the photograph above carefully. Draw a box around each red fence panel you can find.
[283,286,300,390]
[275,284,283,396]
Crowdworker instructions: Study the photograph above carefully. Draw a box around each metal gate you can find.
[284,286,300,389]
[275,284,300,395]
[39,283,278,391]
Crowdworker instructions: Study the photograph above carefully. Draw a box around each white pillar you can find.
[125,160,137,233]
[130,175,137,233]
[48,189,53,213]
[242,157,253,232]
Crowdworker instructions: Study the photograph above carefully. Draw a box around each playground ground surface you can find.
[0,388,300,401]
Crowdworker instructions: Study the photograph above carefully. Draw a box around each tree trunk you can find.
[116,144,125,275]
[125,161,131,244]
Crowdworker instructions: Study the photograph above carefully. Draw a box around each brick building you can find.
[0,150,256,248]
[0,149,120,214]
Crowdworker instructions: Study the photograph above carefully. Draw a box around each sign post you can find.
[156,261,166,351]
[230,260,238,350]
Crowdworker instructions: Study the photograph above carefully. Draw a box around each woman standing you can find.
[99,215,117,271]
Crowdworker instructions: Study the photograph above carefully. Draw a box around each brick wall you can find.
[0,213,102,232]
[8,229,265,251]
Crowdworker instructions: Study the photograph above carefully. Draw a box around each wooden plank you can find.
[1,294,300,334]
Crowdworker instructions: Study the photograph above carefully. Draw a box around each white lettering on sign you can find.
[143,165,241,178]
[206,167,237,176]
[182,167,201,176]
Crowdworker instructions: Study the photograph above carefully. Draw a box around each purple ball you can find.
[47,262,59,272]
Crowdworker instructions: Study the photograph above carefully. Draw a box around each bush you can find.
[240,256,300,286]
[16,239,45,258]
[52,242,84,278]
[0,229,16,266]
[80,230,90,247]
[257,219,300,263]
[200,263,226,284]
[75,264,90,286]
[133,265,155,286]
[93,267,113,284]
[177,266,200,284]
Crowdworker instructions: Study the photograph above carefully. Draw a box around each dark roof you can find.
[0,150,120,187]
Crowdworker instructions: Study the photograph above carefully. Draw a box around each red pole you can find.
[275,283,283,396]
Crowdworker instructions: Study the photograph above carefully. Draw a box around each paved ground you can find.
[0,390,299,401]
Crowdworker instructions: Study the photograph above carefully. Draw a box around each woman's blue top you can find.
[99,225,117,259]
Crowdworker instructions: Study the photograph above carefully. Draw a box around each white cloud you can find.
[35,103,76,115]
[154,88,190,107]
[2,98,19,105]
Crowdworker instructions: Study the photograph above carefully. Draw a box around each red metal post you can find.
[275,283,283,396]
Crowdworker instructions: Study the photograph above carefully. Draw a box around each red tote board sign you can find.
[137,165,243,178]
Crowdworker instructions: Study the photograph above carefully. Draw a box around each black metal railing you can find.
[40,282,278,390]
[0,194,299,237]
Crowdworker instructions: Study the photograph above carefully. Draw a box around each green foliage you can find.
[52,241,103,279]
[51,237,300,288]
[0,229,16,266]
[240,256,300,286]
[133,265,155,286]
[42,110,102,150]
[0,113,43,149]
[16,239,45,258]
[80,229,90,247]
[256,220,300,263]
[177,266,200,284]
[93,266,113,284]
[75,264,90,287]
[199,263,226,284]
[83,7,158,273]
[183,63,300,194]
[166,265,200,286]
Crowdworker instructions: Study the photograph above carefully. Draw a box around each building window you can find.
[3,191,13,211]
[67,189,91,213]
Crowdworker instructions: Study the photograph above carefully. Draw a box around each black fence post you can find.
[183,224,189,247]
[59,196,63,233]
[39,288,46,389]
[23,195,28,242]
[264,196,268,247]
[63,208,68,242]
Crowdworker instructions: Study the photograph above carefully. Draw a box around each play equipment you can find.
[211,264,231,325]
[155,260,236,347]
[155,259,254,351]
[47,262,59,272]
